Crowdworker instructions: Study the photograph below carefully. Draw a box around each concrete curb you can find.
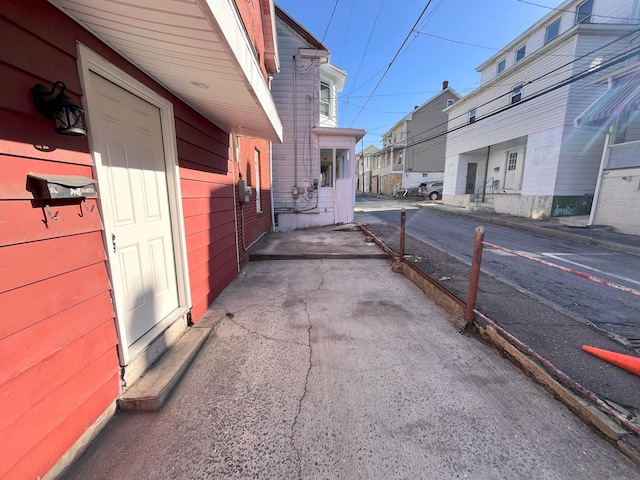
[119,327,213,411]
[358,224,640,467]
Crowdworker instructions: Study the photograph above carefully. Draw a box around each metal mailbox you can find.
[27,173,97,199]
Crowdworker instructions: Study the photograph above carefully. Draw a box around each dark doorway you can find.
[465,163,477,194]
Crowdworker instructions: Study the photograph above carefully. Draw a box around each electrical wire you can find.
[321,0,340,43]
[516,0,640,22]
[376,27,640,147]
[404,45,640,150]
[349,0,435,127]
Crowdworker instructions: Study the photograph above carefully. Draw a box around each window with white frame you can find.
[576,0,593,24]
[545,18,561,43]
[516,45,526,62]
[254,149,262,213]
[320,82,331,117]
[469,108,477,123]
[497,58,506,74]
[511,84,523,104]
[446,98,455,107]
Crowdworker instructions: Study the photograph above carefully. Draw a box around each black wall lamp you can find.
[32,81,87,136]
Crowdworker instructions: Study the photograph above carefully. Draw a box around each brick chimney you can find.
[442,80,449,90]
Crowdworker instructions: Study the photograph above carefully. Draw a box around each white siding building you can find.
[576,62,640,234]
[271,7,365,231]
[443,0,640,219]
[375,82,461,196]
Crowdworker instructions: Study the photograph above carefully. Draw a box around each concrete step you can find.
[119,326,212,411]
[469,203,495,213]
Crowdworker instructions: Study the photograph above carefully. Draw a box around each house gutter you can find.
[232,135,241,271]
[587,127,611,227]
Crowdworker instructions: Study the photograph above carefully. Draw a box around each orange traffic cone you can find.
[582,345,640,376]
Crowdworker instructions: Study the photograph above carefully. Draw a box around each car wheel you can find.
[429,192,439,201]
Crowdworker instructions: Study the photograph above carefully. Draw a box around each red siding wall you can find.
[234,136,273,267]
[0,0,244,477]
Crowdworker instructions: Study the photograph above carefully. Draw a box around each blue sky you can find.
[275,0,563,148]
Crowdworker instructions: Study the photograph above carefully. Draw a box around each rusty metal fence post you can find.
[465,226,485,328]
[399,208,406,261]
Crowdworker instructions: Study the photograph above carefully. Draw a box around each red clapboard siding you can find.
[187,233,236,268]
[0,263,111,340]
[182,196,235,218]
[185,225,238,254]
[0,17,80,94]
[0,199,102,247]
[4,370,120,480]
[190,257,238,318]
[183,214,236,238]
[175,124,229,160]
[174,109,229,146]
[188,242,237,285]
[180,178,234,199]
[0,154,95,199]
[0,293,114,386]
[175,117,227,148]
[0,349,119,480]
[0,110,91,165]
[178,138,227,170]
[178,164,233,184]
[0,317,117,432]
[0,0,78,65]
[188,243,237,292]
[0,231,106,294]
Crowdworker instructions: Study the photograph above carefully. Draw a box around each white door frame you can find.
[76,44,192,365]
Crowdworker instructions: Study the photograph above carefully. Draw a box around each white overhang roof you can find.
[50,0,283,142]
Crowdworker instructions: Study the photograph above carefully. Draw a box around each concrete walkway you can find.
[64,228,639,479]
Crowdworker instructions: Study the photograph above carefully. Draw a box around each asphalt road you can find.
[356,195,640,346]
[355,195,640,414]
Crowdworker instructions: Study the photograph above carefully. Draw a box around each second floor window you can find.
[511,85,523,104]
[497,59,506,74]
[516,45,526,62]
[320,82,330,117]
[576,0,593,24]
[545,18,561,43]
[469,108,477,124]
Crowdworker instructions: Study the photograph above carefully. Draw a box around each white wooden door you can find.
[504,151,519,190]
[91,73,179,349]
[334,148,353,224]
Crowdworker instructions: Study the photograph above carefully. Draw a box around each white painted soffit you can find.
[51,0,283,142]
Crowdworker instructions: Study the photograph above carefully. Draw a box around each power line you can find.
[352,0,385,91]
[321,0,339,43]
[516,0,640,22]
[349,0,434,127]
[403,46,640,150]
[379,27,640,145]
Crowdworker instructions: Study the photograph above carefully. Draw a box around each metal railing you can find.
[465,226,640,326]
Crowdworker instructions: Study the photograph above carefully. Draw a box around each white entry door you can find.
[504,151,519,190]
[91,73,180,352]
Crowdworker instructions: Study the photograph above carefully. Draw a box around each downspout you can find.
[232,135,241,272]
[269,139,276,231]
[293,55,298,206]
[482,145,491,203]
[587,127,612,227]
